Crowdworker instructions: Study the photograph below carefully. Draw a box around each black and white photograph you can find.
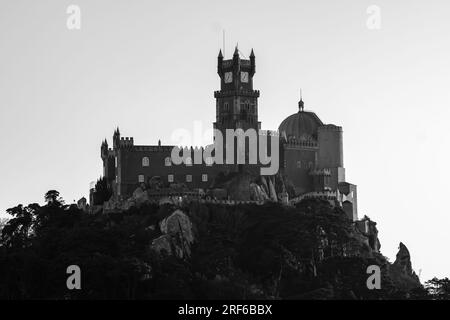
[0,0,449,312]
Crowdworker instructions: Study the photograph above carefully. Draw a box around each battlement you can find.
[118,137,134,148]
[221,59,252,68]
[290,190,338,204]
[133,145,174,152]
[318,124,342,132]
[284,138,318,149]
[214,89,260,98]
[221,60,233,67]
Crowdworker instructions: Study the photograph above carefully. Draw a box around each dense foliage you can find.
[0,191,446,299]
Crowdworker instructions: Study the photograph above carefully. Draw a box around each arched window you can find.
[186,175,192,182]
[138,175,145,183]
[308,161,314,170]
[297,161,302,168]
[224,102,229,112]
[142,157,150,167]
[205,157,213,166]
[202,174,208,182]
[185,157,193,166]
[165,157,172,166]
[168,174,174,183]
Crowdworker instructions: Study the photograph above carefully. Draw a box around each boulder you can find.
[151,234,172,256]
[160,210,193,241]
[133,187,150,206]
[156,210,195,259]
[250,183,269,202]
[267,177,278,202]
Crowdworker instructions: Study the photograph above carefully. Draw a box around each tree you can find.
[45,190,63,206]
[93,177,112,205]
[1,204,38,248]
[425,277,450,300]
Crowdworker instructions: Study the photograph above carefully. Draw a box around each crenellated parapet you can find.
[214,89,260,98]
[290,190,339,204]
[118,137,134,148]
[284,139,318,149]
[318,124,342,132]
[133,145,174,152]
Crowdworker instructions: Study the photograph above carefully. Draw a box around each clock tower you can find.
[214,46,260,134]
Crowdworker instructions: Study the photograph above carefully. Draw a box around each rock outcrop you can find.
[151,210,194,259]
[393,242,420,280]
[249,183,269,202]
[389,242,421,291]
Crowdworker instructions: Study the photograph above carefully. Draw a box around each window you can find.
[165,157,172,166]
[186,175,192,182]
[142,157,150,167]
[224,103,229,112]
[308,162,314,170]
[185,157,193,166]
[202,174,208,182]
[168,174,174,183]
[115,157,118,168]
[138,175,145,183]
[297,161,301,168]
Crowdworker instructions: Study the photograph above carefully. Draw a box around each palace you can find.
[96,47,358,221]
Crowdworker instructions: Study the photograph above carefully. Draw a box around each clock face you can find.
[224,72,233,83]
[241,71,249,83]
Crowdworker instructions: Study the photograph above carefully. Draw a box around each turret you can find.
[101,139,108,159]
[232,46,240,90]
[113,127,120,149]
[233,45,239,60]
[250,48,255,76]
[217,49,223,76]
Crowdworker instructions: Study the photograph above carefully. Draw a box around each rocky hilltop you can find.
[97,189,421,299]
[0,187,422,299]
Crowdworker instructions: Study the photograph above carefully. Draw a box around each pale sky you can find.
[1,0,449,282]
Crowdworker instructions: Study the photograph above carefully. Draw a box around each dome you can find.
[278,110,323,141]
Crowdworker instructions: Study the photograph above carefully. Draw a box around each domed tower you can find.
[278,97,324,195]
[278,96,357,221]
